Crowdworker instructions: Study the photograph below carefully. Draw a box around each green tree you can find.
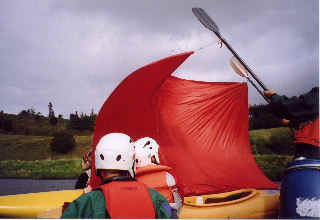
[48,102,58,126]
[249,104,281,130]
[50,131,76,154]
[3,118,13,132]
[69,110,96,131]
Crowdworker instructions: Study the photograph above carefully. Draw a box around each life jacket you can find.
[99,180,155,219]
[295,117,320,147]
[135,165,177,203]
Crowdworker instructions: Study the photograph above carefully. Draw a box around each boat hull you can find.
[0,189,83,218]
[179,189,279,219]
[0,188,279,218]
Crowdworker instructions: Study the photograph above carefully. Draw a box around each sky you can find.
[1,0,319,118]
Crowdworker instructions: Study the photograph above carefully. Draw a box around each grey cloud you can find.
[0,0,318,117]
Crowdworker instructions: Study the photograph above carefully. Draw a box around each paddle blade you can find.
[192,8,220,34]
[230,56,248,78]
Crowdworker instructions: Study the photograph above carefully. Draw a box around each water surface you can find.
[0,178,77,196]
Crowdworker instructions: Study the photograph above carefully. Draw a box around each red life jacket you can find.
[136,165,176,203]
[295,117,320,147]
[99,180,155,219]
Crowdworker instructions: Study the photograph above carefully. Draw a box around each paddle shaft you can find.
[216,32,268,91]
[246,75,271,103]
[231,57,270,103]
[192,8,268,91]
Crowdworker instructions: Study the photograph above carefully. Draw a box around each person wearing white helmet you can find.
[135,137,160,167]
[62,133,173,219]
[135,137,183,217]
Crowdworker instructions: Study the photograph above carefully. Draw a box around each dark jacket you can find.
[269,87,319,127]
[75,172,89,189]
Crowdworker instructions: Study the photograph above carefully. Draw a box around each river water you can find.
[0,178,77,196]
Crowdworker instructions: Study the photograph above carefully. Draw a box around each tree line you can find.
[0,102,97,136]
[249,104,283,130]
[0,101,294,155]
[0,102,284,137]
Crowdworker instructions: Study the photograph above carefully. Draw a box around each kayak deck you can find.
[180,189,279,218]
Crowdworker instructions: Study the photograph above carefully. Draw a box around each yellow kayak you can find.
[0,189,83,218]
[180,188,279,219]
[0,188,279,218]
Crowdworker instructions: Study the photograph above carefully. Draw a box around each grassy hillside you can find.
[0,159,82,179]
[0,127,294,161]
[0,155,292,181]
[0,127,295,181]
[249,127,294,155]
[0,134,92,161]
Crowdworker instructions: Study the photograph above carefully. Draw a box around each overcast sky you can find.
[1,0,318,118]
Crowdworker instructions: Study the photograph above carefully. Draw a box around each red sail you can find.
[90,51,194,188]
[155,77,278,195]
[90,51,278,195]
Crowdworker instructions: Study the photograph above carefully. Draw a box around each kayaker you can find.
[61,132,173,219]
[135,137,183,217]
[264,87,319,159]
[75,151,92,192]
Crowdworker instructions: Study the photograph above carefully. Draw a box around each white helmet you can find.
[134,137,160,168]
[95,133,136,178]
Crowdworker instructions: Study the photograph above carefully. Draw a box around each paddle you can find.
[230,57,270,103]
[192,7,269,91]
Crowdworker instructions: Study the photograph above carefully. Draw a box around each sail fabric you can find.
[89,51,278,195]
[155,77,278,195]
[89,51,194,188]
